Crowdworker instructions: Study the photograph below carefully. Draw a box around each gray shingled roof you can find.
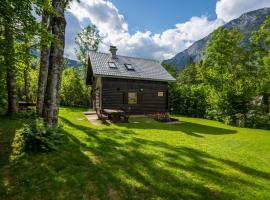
[89,51,176,82]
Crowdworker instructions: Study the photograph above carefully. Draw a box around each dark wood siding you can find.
[102,77,168,114]
[92,77,102,110]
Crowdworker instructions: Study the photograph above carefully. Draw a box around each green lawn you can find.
[1,107,270,200]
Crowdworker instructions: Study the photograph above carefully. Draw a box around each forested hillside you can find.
[164,17,270,129]
[163,7,270,69]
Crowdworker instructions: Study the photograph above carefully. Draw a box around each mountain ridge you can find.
[31,48,80,68]
[162,7,270,69]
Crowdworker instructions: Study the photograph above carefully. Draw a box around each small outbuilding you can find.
[86,46,175,118]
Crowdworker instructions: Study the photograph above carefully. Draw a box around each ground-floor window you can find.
[128,92,137,104]
[158,91,164,97]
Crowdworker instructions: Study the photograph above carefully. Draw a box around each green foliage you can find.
[0,0,43,114]
[16,57,39,102]
[246,110,270,129]
[74,24,101,65]
[198,27,258,124]
[61,67,91,107]
[167,19,270,129]
[21,117,65,152]
[165,61,207,117]
[163,63,178,78]
[0,0,40,70]
[251,16,270,96]
[169,83,206,117]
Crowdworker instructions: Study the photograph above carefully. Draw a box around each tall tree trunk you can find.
[24,68,31,102]
[268,96,270,113]
[4,26,18,113]
[43,0,66,127]
[7,69,18,113]
[36,9,50,115]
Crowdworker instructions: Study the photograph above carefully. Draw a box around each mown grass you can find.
[1,107,270,200]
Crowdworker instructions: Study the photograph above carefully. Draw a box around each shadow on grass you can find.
[0,115,25,197]
[117,118,237,137]
[0,116,23,166]
[1,115,269,200]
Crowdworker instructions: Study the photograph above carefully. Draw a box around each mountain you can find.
[64,58,80,67]
[30,48,80,68]
[162,7,270,69]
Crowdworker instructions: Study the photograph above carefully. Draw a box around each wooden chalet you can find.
[86,46,175,119]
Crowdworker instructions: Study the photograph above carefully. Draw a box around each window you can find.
[108,62,117,68]
[128,92,137,104]
[158,91,164,97]
[125,63,134,71]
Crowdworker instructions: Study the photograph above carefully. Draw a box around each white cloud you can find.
[67,0,223,60]
[216,0,270,22]
[65,0,269,61]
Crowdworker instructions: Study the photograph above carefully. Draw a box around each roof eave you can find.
[93,74,175,82]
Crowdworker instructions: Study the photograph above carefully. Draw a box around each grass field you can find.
[1,107,270,200]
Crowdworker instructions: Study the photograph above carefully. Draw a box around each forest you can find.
[0,0,95,120]
[165,20,270,129]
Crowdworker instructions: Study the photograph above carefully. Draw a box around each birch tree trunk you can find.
[4,26,18,113]
[36,9,50,115]
[43,0,66,127]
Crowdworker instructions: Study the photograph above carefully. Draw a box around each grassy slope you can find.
[0,107,270,200]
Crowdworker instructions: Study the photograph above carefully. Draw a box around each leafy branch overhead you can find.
[75,24,101,65]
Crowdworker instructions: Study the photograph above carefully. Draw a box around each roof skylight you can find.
[125,63,134,71]
[108,62,117,69]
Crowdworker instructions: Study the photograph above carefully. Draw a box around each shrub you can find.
[223,115,234,126]
[246,110,270,130]
[60,67,90,107]
[169,84,206,118]
[21,118,65,152]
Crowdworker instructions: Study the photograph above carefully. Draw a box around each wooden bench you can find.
[103,109,129,122]
[18,102,36,111]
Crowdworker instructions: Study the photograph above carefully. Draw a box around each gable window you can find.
[128,92,137,104]
[125,63,134,71]
[108,62,117,68]
[158,91,164,97]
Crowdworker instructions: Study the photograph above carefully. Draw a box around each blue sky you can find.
[66,0,270,60]
[111,0,217,33]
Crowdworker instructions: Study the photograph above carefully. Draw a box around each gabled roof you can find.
[88,51,176,82]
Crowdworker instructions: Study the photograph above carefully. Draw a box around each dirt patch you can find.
[84,112,111,126]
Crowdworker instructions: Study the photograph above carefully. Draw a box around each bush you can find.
[246,110,270,130]
[21,118,65,152]
[169,84,206,118]
[61,67,90,107]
